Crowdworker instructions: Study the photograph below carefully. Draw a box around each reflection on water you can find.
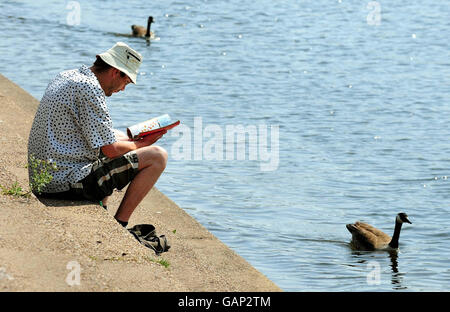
[388,251,408,291]
[349,248,408,291]
[111,32,158,46]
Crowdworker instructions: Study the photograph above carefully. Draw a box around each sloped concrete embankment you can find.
[0,73,282,292]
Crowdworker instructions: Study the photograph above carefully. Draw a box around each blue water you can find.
[1,0,450,291]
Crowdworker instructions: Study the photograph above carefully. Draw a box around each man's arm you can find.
[113,129,131,142]
[101,130,167,159]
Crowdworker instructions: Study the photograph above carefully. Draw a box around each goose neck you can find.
[146,18,152,37]
[388,221,403,249]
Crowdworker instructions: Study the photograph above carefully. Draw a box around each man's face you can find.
[105,69,132,97]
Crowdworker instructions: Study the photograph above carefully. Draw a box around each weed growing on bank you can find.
[0,155,57,198]
[28,154,57,195]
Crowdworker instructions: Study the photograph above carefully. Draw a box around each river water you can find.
[1,0,449,291]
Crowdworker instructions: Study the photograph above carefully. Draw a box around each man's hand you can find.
[139,130,167,146]
[101,129,167,159]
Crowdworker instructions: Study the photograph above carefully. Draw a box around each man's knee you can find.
[152,146,168,170]
[137,145,168,171]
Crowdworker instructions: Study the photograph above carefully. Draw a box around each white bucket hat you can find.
[97,42,142,84]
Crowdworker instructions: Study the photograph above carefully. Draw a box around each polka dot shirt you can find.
[27,65,116,193]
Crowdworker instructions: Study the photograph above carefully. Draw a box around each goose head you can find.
[397,212,412,224]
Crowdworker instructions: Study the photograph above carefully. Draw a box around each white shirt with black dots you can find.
[28,65,116,193]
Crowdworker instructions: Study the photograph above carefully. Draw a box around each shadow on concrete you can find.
[36,196,97,208]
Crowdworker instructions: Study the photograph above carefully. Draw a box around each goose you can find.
[131,16,154,39]
[346,212,411,251]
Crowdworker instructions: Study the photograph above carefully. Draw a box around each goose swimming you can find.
[346,212,412,251]
[131,16,154,39]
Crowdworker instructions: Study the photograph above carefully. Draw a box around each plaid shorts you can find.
[38,151,139,202]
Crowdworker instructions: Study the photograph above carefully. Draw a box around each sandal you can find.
[128,224,171,254]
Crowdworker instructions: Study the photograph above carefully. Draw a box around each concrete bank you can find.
[0,73,281,291]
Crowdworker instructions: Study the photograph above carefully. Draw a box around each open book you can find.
[127,114,180,140]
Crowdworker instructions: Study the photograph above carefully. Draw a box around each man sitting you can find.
[27,42,167,228]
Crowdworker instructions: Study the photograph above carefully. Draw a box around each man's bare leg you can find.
[114,145,168,223]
